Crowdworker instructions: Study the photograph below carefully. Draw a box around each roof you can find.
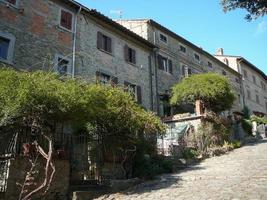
[215,55,267,81]
[118,19,241,77]
[62,1,157,49]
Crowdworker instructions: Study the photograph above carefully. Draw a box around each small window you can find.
[243,70,248,78]
[124,81,142,104]
[261,81,266,91]
[180,45,186,54]
[124,45,136,64]
[60,9,73,31]
[55,55,70,76]
[99,73,110,85]
[256,94,260,104]
[252,75,256,84]
[208,61,213,68]
[194,53,200,61]
[97,32,112,53]
[158,55,172,74]
[0,33,15,63]
[247,90,251,100]
[223,58,229,65]
[159,33,168,43]
[235,78,240,83]
[222,70,227,76]
[0,37,10,60]
[96,71,118,86]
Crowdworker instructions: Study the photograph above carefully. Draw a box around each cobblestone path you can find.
[96,140,267,200]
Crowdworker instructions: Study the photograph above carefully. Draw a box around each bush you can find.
[182,147,199,159]
[231,140,241,148]
[241,119,252,135]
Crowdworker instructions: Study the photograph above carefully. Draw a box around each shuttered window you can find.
[124,45,136,64]
[157,54,173,74]
[60,10,73,30]
[0,37,10,60]
[96,71,118,86]
[124,81,142,104]
[97,32,112,53]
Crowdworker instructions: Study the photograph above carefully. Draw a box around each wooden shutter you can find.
[61,10,72,30]
[7,0,16,4]
[168,59,173,74]
[111,77,118,87]
[124,45,129,62]
[106,37,112,53]
[132,49,136,64]
[95,71,100,83]
[97,32,102,49]
[137,85,142,104]
[188,68,192,75]
[124,81,130,92]
[157,55,164,70]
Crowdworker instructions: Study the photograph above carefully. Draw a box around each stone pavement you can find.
[95,140,267,200]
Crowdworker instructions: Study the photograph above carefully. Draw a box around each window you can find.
[55,56,70,76]
[208,61,213,68]
[247,90,251,100]
[124,81,142,104]
[194,53,200,61]
[222,70,227,76]
[157,54,172,74]
[182,65,192,78]
[243,70,248,79]
[256,94,260,104]
[60,9,73,31]
[0,37,9,60]
[235,78,240,83]
[124,45,136,64]
[180,45,186,54]
[97,32,112,53]
[252,75,256,84]
[223,58,229,65]
[96,71,118,86]
[159,33,168,43]
[0,33,15,63]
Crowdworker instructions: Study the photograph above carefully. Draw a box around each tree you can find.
[221,0,267,21]
[170,73,235,113]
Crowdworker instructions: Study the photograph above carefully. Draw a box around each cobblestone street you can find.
[96,140,267,200]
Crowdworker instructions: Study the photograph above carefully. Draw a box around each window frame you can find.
[97,31,113,54]
[207,61,213,68]
[54,54,72,76]
[0,0,19,8]
[179,45,187,54]
[0,32,15,64]
[159,32,168,44]
[59,8,74,32]
[124,45,136,65]
[194,53,200,62]
[157,54,173,74]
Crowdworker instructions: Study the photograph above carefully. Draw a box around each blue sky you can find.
[77,0,267,74]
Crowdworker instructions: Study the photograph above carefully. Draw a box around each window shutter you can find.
[132,49,136,64]
[97,32,102,49]
[158,55,164,70]
[61,10,72,30]
[95,71,100,83]
[107,37,112,53]
[168,59,173,74]
[137,85,142,104]
[7,0,16,4]
[124,81,130,92]
[124,45,129,62]
[188,68,192,76]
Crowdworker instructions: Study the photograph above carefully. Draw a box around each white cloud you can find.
[255,20,267,35]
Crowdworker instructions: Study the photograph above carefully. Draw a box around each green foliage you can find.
[182,147,199,159]
[241,119,252,135]
[231,140,241,148]
[171,73,235,113]
[250,115,267,125]
[242,106,250,119]
[133,155,173,179]
[221,0,267,21]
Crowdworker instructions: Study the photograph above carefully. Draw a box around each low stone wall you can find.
[3,156,69,200]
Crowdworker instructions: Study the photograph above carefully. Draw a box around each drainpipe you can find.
[72,6,82,78]
[154,48,159,114]
[237,59,246,110]
[148,54,154,111]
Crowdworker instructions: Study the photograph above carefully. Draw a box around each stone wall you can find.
[3,156,69,200]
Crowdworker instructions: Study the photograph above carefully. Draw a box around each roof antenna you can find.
[110,10,123,20]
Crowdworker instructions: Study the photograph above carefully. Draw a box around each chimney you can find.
[216,48,224,56]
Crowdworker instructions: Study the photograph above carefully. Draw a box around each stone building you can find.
[215,49,267,116]
[0,0,157,111]
[117,19,243,116]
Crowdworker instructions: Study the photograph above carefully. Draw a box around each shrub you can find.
[241,119,252,135]
[182,147,199,159]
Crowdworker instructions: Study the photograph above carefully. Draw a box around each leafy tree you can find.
[221,0,267,21]
[170,73,235,113]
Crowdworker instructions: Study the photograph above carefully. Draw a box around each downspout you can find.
[148,54,154,111]
[237,59,246,110]
[154,48,159,114]
[72,6,82,78]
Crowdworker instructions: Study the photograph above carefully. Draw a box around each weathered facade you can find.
[117,19,243,116]
[215,49,267,116]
